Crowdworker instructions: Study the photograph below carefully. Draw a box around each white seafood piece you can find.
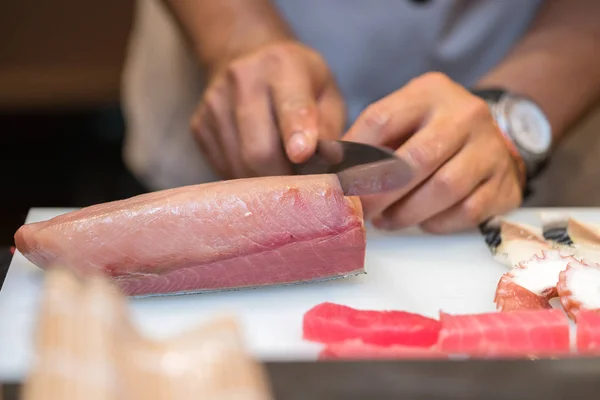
[491,219,553,268]
[557,260,600,321]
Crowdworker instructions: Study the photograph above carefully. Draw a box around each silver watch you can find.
[473,89,553,180]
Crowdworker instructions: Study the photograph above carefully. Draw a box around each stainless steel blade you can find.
[335,158,413,196]
[291,140,413,196]
[291,140,397,175]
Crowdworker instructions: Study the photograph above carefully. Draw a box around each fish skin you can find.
[14,175,366,296]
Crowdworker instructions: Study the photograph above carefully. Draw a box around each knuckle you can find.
[226,58,257,85]
[424,71,451,84]
[202,90,221,116]
[432,170,458,198]
[264,43,294,66]
[360,103,391,132]
[443,96,490,133]
[280,95,312,114]
[462,198,484,225]
[464,96,491,120]
[412,71,451,89]
[405,144,436,170]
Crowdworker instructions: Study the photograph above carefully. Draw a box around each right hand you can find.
[191,40,346,179]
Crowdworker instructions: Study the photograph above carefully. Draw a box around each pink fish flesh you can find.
[14,175,367,297]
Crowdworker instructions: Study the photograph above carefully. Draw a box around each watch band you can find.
[471,88,505,103]
[470,88,535,201]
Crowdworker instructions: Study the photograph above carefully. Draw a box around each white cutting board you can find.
[1,207,600,381]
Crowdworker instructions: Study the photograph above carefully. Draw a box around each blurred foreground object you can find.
[21,267,273,400]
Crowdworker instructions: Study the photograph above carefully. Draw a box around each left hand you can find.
[343,72,525,234]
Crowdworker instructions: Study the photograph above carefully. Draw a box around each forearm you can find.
[476,0,600,145]
[163,0,294,71]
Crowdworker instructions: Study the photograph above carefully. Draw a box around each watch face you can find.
[504,98,552,155]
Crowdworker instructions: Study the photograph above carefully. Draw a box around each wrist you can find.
[165,0,295,76]
[201,29,294,76]
[494,122,528,191]
[471,87,553,200]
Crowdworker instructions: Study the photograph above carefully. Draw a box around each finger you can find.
[269,67,321,164]
[204,84,248,180]
[232,74,292,177]
[190,103,230,179]
[359,113,469,220]
[316,82,346,140]
[373,136,496,230]
[420,173,522,234]
[342,79,432,148]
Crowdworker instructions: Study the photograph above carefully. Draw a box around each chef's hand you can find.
[343,72,525,234]
[190,40,345,179]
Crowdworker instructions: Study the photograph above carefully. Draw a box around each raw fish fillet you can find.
[437,309,571,357]
[557,260,600,320]
[494,250,575,312]
[318,340,447,360]
[575,310,600,354]
[480,218,551,268]
[303,302,441,347]
[14,175,366,297]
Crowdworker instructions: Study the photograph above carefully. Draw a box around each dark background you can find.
[0,1,140,246]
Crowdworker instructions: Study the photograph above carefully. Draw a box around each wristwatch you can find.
[471,88,553,199]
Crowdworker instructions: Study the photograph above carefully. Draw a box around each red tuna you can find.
[303,302,441,347]
[437,309,571,357]
[575,310,600,355]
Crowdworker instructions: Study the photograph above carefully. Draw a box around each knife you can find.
[291,140,414,196]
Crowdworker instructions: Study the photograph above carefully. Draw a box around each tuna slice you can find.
[14,175,367,297]
[303,302,441,347]
[557,260,600,321]
[437,309,571,358]
[494,250,576,312]
[318,339,446,360]
[575,310,600,355]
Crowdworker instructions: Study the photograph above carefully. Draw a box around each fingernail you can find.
[287,131,308,159]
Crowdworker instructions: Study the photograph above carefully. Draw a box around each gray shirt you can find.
[121,0,544,191]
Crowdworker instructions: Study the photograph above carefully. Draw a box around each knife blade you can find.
[291,140,413,196]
